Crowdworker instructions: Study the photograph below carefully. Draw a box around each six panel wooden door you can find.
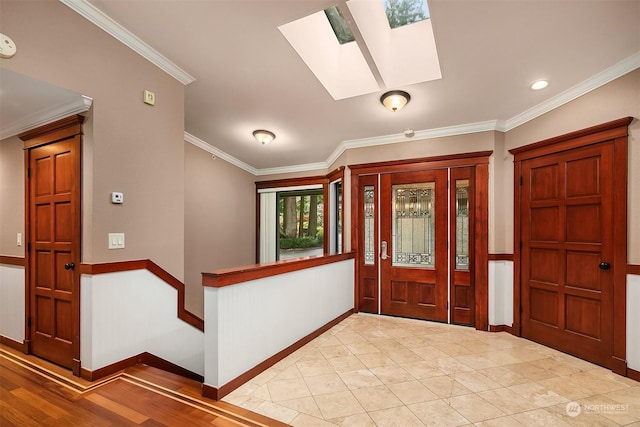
[521,142,614,367]
[379,170,448,321]
[28,135,81,371]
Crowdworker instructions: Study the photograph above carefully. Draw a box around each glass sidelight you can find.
[455,180,470,270]
[391,183,435,268]
[364,185,376,265]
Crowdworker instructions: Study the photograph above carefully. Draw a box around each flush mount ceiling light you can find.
[530,80,549,90]
[253,129,275,145]
[380,90,411,112]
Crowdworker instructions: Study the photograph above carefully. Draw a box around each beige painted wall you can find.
[505,69,640,263]
[1,1,186,278]
[184,143,256,317]
[0,136,24,257]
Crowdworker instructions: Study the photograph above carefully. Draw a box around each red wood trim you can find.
[474,163,489,331]
[0,335,26,352]
[80,352,203,383]
[19,115,85,149]
[348,150,494,175]
[202,310,353,400]
[79,260,204,331]
[488,254,514,261]
[255,175,328,190]
[509,117,633,159]
[203,252,355,288]
[326,166,345,183]
[0,256,25,266]
[628,264,640,275]
[628,367,640,382]
[489,324,515,334]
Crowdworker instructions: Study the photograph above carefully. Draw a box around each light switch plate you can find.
[143,90,155,106]
[108,233,125,249]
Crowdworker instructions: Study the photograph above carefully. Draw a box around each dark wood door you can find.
[357,175,379,313]
[450,167,475,325]
[27,135,81,371]
[521,142,613,367]
[379,170,448,321]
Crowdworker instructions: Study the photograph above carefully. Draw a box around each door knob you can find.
[380,241,388,260]
[598,262,611,271]
[64,262,75,270]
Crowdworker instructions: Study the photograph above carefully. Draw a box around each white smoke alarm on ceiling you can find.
[0,33,17,59]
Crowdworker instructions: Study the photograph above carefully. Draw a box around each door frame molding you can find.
[19,114,84,376]
[349,150,492,330]
[510,117,632,376]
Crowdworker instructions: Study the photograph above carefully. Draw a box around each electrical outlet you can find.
[143,90,155,106]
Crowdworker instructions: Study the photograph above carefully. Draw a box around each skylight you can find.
[324,6,355,44]
[381,0,430,29]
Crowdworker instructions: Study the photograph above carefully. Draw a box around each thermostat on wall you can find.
[111,192,124,204]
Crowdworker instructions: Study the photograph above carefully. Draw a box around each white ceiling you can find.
[6,1,640,173]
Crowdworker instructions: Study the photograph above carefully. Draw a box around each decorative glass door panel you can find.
[392,183,435,268]
[357,176,378,313]
[380,170,448,322]
[450,168,474,325]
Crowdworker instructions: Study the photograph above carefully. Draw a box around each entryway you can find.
[350,152,490,329]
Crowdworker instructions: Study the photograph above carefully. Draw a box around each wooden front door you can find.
[22,116,82,373]
[521,142,614,367]
[379,170,448,321]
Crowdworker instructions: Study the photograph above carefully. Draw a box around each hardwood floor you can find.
[0,345,287,426]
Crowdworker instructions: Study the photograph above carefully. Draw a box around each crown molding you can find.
[61,0,195,85]
[184,132,258,175]
[505,51,640,131]
[0,95,93,140]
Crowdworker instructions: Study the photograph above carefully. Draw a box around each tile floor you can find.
[223,313,640,426]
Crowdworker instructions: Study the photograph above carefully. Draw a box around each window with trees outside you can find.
[277,189,324,260]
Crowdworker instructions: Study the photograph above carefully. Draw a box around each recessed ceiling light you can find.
[530,80,549,90]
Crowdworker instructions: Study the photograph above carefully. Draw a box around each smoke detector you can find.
[0,34,17,59]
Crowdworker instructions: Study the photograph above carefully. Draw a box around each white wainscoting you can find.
[81,269,204,375]
[204,258,354,388]
[627,274,640,371]
[488,260,514,327]
[0,264,25,343]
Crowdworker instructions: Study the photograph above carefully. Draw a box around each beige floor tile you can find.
[546,401,620,426]
[433,342,475,357]
[510,408,572,426]
[371,339,405,353]
[355,352,396,369]
[454,353,499,370]
[384,348,424,364]
[253,400,300,424]
[339,369,384,390]
[409,345,451,360]
[370,365,416,384]
[314,390,366,419]
[477,387,539,414]
[318,336,345,348]
[279,396,323,418]
[329,413,377,427]
[400,360,444,379]
[351,385,404,412]
[297,359,335,377]
[267,377,311,402]
[291,413,338,426]
[335,332,367,345]
[430,357,474,375]
[451,371,502,392]
[271,364,303,381]
[602,385,640,404]
[508,381,570,408]
[537,376,597,401]
[578,393,640,425]
[304,373,348,396]
[386,380,439,405]
[345,342,380,356]
[360,329,392,342]
[320,344,353,359]
[420,375,473,398]
[478,350,523,366]
[368,405,426,427]
[328,355,367,373]
[222,394,266,411]
[408,399,470,427]
[475,415,527,426]
[446,393,506,422]
[479,365,533,387]
[458,340,497,354]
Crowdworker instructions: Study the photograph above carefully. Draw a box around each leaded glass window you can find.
[364,186,375,265]
[455,180,469,270]
[392,182,435,268]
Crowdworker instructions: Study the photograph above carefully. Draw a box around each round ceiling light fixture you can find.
[380,90,411,112]
[530,80,549,90]
[253,129,275,145]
